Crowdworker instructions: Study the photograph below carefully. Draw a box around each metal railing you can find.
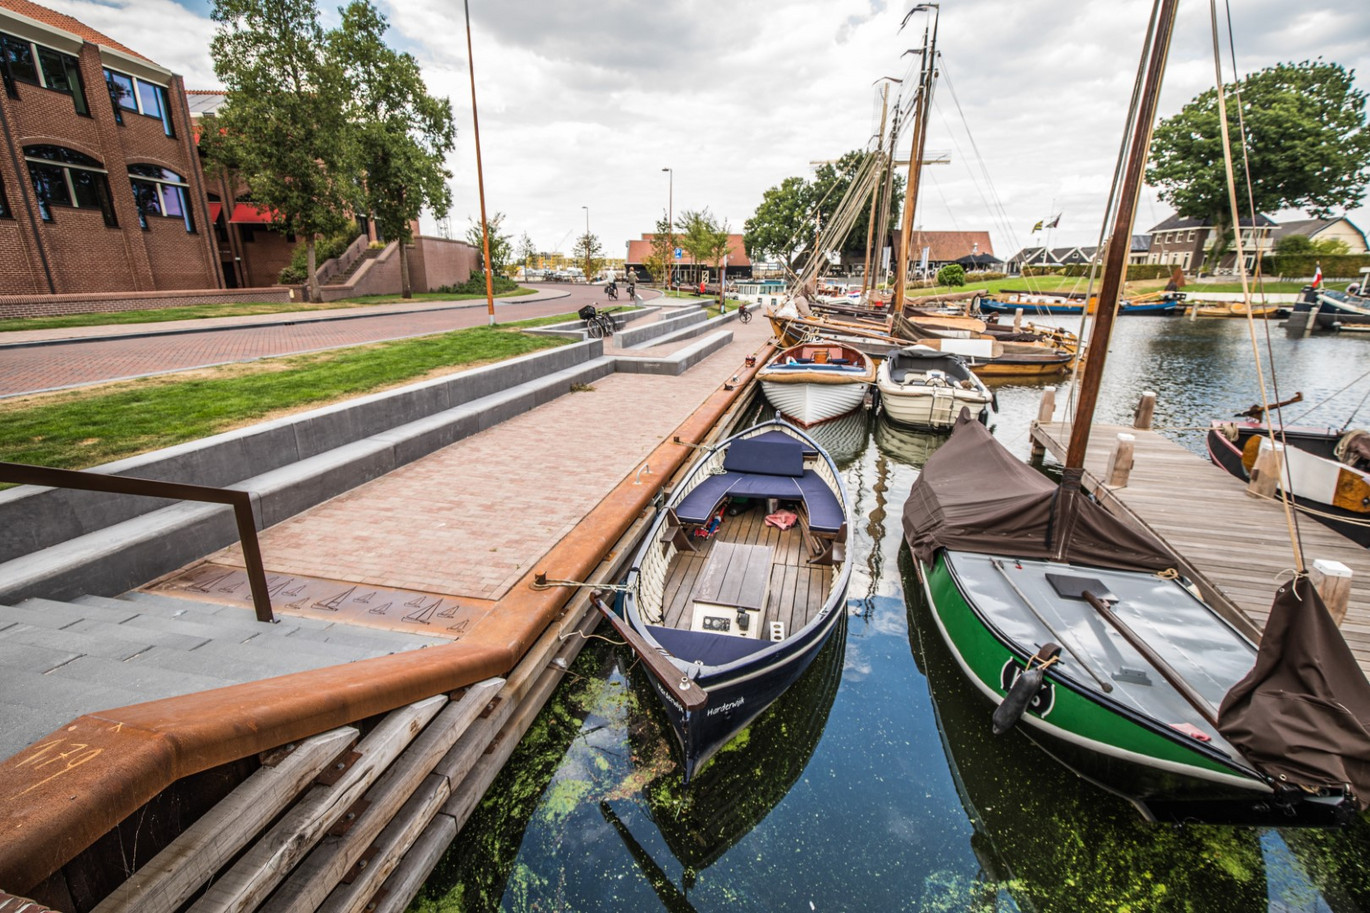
[0,462,274,622]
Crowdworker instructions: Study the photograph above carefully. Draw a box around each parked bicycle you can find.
[579,305,617,339]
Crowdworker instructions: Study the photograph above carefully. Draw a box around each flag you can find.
[1046,213,1062,229]
[1313,263,1323,288]
[1031,220,1044,233]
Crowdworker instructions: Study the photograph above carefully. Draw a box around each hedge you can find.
[1263,254,1370,279]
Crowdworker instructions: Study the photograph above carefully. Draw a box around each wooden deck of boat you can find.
[1032,421,1370,677]
[661,505,833,635]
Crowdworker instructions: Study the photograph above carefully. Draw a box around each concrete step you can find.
[8,596,139,628]
[35,653,237,700]
[0,621,155,661]
[128,642,349,683]
[120,590,336,631]
[0,672,148,759]
[0,638,82,673]
[74,594,274,639]
[54,616,210,652]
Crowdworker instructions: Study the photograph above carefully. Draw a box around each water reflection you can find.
[413,317,1370,912]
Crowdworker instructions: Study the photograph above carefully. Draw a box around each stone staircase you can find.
[0,590,445,760]
[327,245,382,288]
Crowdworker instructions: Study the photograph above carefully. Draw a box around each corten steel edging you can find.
[0,343,773,895]
[0,463,275,623]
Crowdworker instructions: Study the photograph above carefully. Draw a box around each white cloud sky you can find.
[44,0,1370,260]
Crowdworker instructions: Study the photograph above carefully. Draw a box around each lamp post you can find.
[464,0,495,325]
[581,205,589,280]
[662,167,673,290]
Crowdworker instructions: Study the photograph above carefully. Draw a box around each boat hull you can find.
[916,552,1281,815]
[877,384,989,430]
[978,296,1180,317]
[759,379,869,426]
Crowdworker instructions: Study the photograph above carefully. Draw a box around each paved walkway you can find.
[163,313,773,631]
[0,285,667,398]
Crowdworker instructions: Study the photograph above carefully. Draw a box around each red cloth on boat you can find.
[765,510,798,530]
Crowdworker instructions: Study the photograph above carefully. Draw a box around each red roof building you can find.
[0,0,220,295]
[624,232,752,283]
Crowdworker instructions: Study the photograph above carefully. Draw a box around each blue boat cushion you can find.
[648,624,771,667]
[674,469,843,534]
[722,437,805,476]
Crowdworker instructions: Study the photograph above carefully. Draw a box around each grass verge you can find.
[0,323,567,471]
[0,288,537,334]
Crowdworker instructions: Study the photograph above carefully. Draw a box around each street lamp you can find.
[662,167,673,289]
[581,205,589,279]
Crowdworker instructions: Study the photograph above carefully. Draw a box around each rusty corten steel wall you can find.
[0,345,772,896]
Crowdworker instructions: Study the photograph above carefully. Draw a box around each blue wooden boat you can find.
[1290,286,1370,329]
[596,419,852,782]
[977,292,1180,316]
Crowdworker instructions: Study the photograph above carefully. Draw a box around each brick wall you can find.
[410,236,477,291]
[0,286,292,319]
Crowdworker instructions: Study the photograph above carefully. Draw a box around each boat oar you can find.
[1079,591,1218,728]
[591,593,708,713]
[989,558,1114,693]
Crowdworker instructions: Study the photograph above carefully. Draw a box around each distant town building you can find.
[1128,233,1152,265]
[1271,216,1368,253]
[625,233,751,285]
[1145,213,1276,274]
[0,0,220,294]
[1005,246,1053,272]
[898,229,994,275]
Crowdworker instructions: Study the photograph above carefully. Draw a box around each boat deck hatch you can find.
[1046,572,1117,602]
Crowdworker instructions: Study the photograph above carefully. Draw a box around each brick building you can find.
[624,233,751,285]
[0,0,220,295]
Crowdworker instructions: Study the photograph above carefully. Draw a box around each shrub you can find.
[436,274,520,295]
[936,264,966,287]
[278,223,360,284]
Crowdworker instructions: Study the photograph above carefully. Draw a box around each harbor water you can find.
[411,316,1370,912]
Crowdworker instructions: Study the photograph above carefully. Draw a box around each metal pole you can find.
[464,0,496,325]
[582,205,589,278]
[662,167,673,290]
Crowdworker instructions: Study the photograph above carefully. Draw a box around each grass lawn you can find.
[0,320,568,472]
[0,287,537,334]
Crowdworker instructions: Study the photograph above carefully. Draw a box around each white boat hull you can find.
[760,379,868,426]
[877,383,990,430]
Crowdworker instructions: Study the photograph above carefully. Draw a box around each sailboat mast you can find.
[1063,0,1180,472]
[861,82,892,301]
[891,5,938,312]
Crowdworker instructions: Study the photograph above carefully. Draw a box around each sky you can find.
[42,0,1370,262]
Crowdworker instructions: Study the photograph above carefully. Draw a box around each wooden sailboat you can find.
[901,0,1369,826]
[596,419,852,782]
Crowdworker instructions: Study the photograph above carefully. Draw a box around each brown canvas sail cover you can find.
[902,411,1175,572]
[1219,576,1370,809]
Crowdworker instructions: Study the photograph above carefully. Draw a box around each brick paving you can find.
[0,285,657,398]
[203,314,772,609]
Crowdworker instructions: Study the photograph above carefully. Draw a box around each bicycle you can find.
[581,305,617,339]
[737,304,752,324]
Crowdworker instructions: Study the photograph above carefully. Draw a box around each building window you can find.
[24,145,117,226]
[103,68,174,136]
[128,163,194,233]
[0,172,11,218]
[1,31,89,114]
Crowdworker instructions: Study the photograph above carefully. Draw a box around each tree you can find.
[209,0,359,302]
[936,263,966,287]
[744,176,812,271]
[517,232,537,275]
[331,0,454,298]
[465,212,512,274]
[574,232,603,281]
[678,208,731,304]
[648,212,674,284]
[1275,234,1351,256]
[1148,60,1370,270]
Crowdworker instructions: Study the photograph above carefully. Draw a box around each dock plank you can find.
[1032,421,1370,677]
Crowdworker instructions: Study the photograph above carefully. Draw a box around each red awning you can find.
[229,203,275,224]
[208,202,222,223]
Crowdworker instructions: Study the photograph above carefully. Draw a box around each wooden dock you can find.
[1031,421,1370,678]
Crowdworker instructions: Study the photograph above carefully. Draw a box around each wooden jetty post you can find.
[1312,559,1353,626]
[1104,433,1136,488]
[1133,390,1156,430]
[1013,307,1024,332]
[1030,386,1057,460]
[1246,440,1283,500]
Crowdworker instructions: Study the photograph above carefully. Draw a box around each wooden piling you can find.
[1312,559,1352,626]
[1013,308,1023,332]
[1104,433,1136,488]
[1133,390,1156,430]
[1246,441,1282,500]
[1030,386,1057,460]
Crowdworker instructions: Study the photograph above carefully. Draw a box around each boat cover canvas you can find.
[1218,576,1370,810]
[902,411,1175,572]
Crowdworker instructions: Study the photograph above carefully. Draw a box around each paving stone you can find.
[0,622,149,661]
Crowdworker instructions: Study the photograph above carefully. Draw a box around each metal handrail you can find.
[0,461,274,622]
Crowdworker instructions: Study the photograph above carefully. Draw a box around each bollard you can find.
[1030,386,1056,460]
[1246,440,1283,499]
[1133,390,1156,430]
[1310,559,1352,626]
[1105,433,1135,488]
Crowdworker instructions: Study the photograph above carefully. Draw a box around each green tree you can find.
[1276,234,1351,256]
[517,232,537,276]
[744,176,812,271]
[331,0,454,298]
[810,150,905,266]
[209,0,360,302]
[1148,60,1370,270]
[678,208,731,304]
[649,212,675,284]
[465,212,512,274]
[574,232,604,281]
[936,263,966,287]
